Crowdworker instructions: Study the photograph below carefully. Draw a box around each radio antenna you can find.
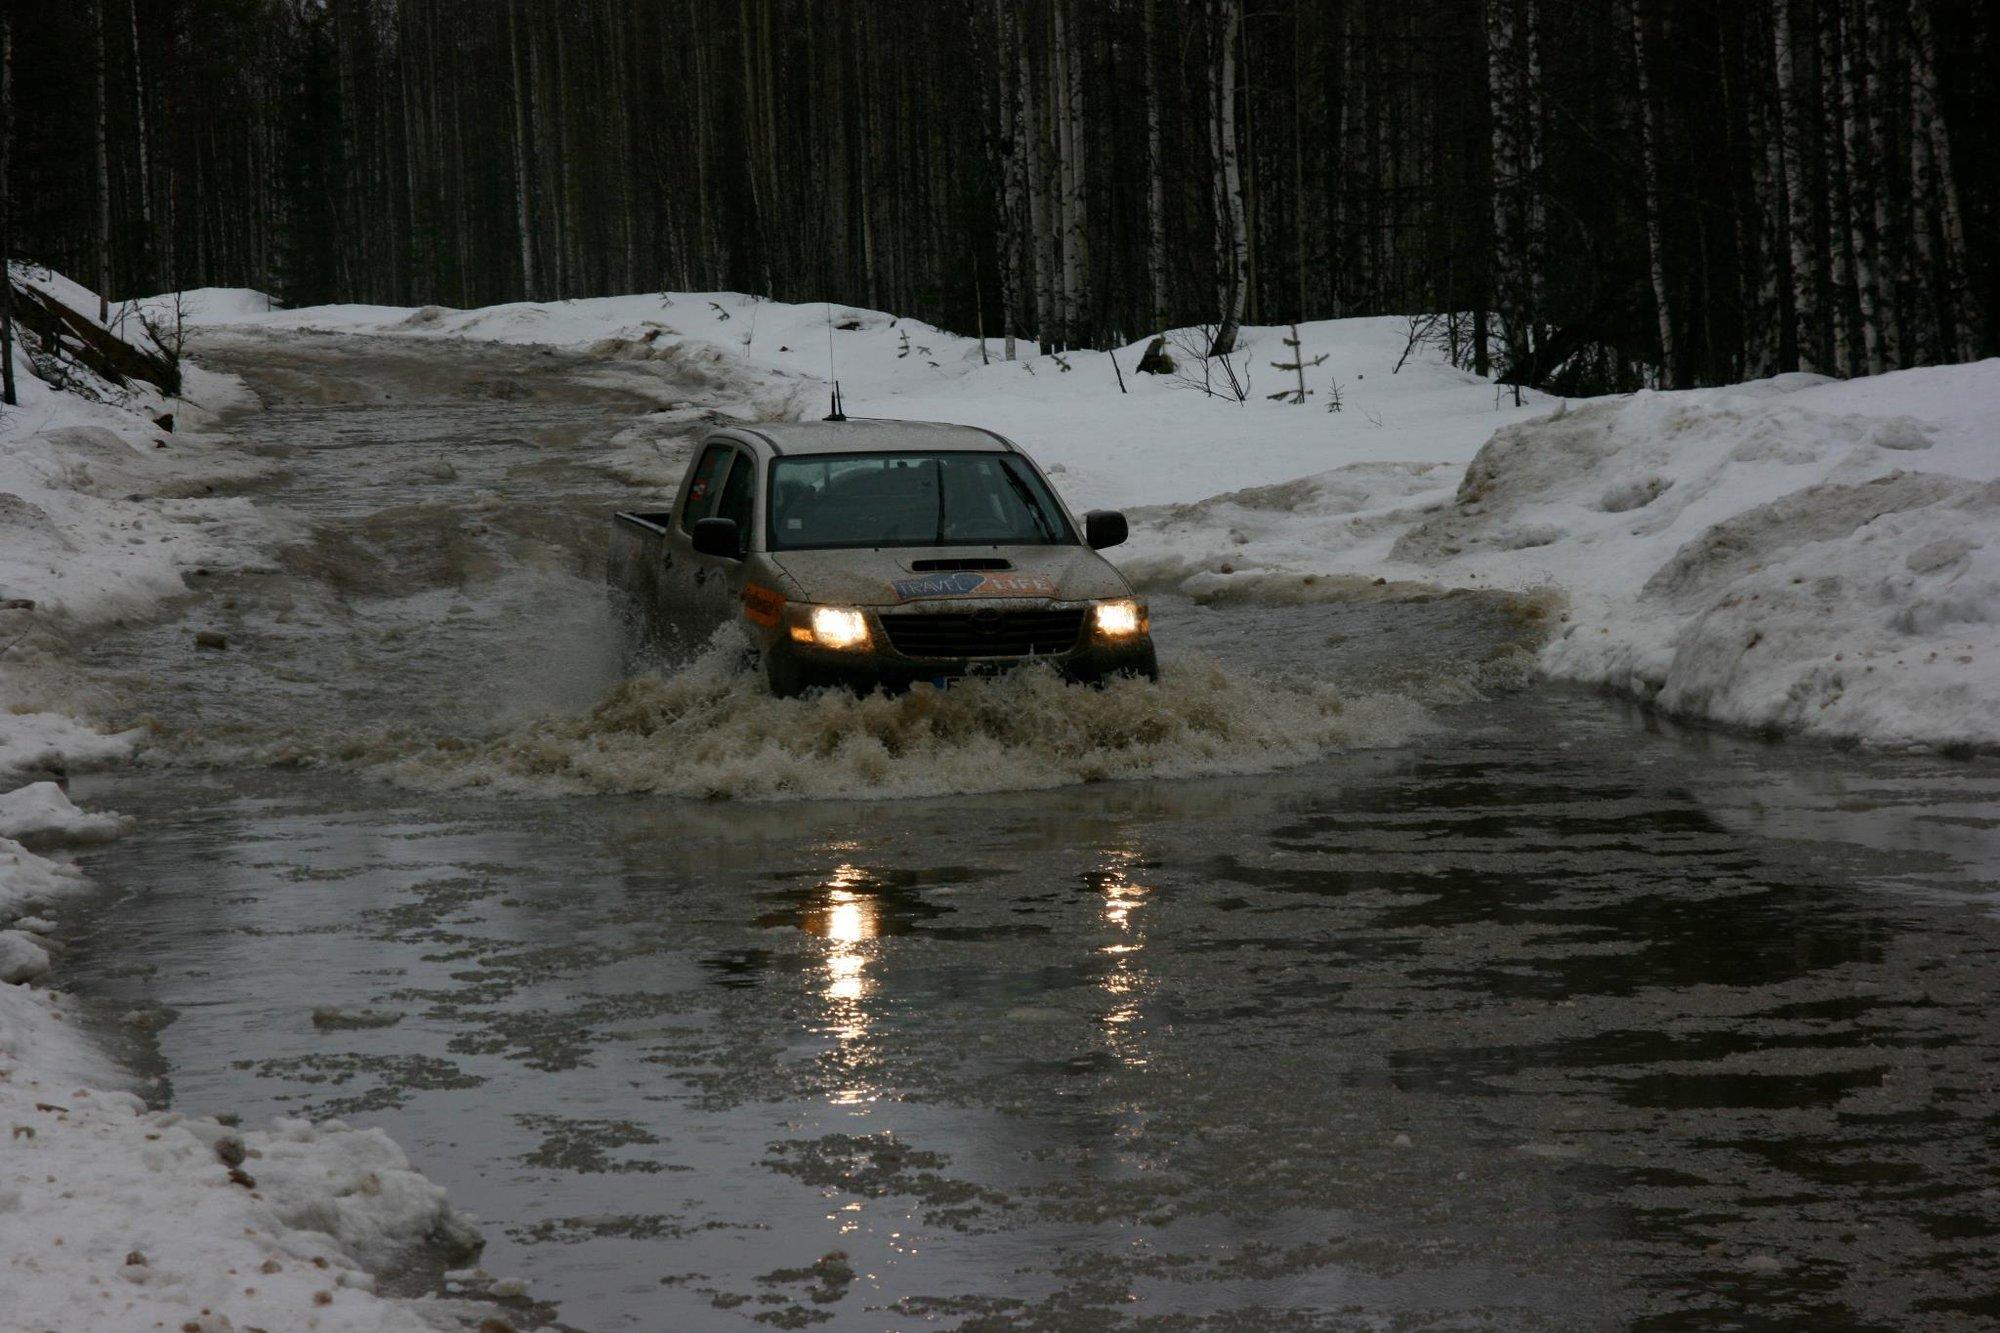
[823,299,847,421]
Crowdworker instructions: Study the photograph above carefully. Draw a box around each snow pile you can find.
[1132,365,2000,749]
[0,1074,485,1331]
[0,780,131,845]
[0,274,273,631]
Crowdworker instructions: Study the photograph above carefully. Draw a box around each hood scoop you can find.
[909,557,1013,572]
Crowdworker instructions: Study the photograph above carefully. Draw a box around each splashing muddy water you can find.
[361,643,1433,800]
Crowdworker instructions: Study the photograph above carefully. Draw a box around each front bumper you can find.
[764,605,1157,695]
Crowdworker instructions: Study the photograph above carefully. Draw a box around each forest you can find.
[3,0,1995,395]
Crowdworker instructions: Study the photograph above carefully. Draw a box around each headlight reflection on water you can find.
[803,863,883,1104]
[1094,851,1154,1064]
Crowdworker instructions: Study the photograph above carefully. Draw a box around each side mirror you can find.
[691,516,743,560]
[1084,510,1129,551]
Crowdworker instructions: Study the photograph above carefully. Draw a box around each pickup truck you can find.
[608,419,1157,695]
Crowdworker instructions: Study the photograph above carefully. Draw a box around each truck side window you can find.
[679,444,735,532]
[715,454,755,537]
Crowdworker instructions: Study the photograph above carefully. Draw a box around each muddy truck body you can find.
[608,420,1157,695]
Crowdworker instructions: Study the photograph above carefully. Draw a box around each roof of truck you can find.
[722,419,1017,456]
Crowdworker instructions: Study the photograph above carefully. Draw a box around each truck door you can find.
[657,440,737,658]
[683,447,758,646]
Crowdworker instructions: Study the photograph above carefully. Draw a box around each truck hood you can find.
[770,545,1132,607]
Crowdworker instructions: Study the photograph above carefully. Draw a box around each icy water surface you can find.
[60,330,2000,1329]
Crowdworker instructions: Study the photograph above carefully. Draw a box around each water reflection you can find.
[795,863,887,1104]
[1088,852,1154,1066]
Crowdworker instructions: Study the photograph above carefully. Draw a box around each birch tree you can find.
[1772,0,1820,373]
[1908,0,1976,362]
[505,0,537,298]
[0,10,14,408]
[93,0,111,320]
[1142,0,1167,334]
[1630,0,1677,386]
[1207,0,1247,358]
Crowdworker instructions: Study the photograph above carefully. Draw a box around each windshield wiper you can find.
[999,459,1057,543]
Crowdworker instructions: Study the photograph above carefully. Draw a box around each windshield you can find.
[766,451,1074,551]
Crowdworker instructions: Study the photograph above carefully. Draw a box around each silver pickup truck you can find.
[608,419,1157,695]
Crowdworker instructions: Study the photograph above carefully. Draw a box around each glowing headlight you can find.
[809,606,871,650]
[1093,599,1144,638]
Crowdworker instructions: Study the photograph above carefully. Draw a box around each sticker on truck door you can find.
[891,571,1058,600]
[741,583,785,627]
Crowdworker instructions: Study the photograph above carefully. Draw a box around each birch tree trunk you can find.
[505,0,537,298]
[1208,0,1247,358]
[94,0,111,320]
[1749,16,1788,378]
[1629,0,1677,386]
[1522,0,1546,357]
[0,11,15,407]
[1143,0,1167,333]
[1859,0,1899,367]
[1484,0,1519,378]
[991,0,1020,360]
[1051,1,1079,349]
[127,0,154,291]
[1771,0,1819,373]
[1020,26,1053,350]
[1908,0,1976,361]
[1837,0,1882,374]
[1818,4,1855,376]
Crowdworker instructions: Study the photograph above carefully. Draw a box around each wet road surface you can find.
[59,329,2000,1329]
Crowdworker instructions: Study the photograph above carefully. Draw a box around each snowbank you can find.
[2,271,503,1330]
[1129,366,2000,749]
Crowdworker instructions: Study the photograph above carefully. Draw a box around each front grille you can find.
[879,608,1085,659]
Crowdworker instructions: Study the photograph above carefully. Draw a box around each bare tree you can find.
[1207,0,1247,357]
[0,10,14,408]
[1909,0,1976,363]
[506,0,538,298]
[93,0,111,321]
[1142,0,1167,333]
[1630,0,1677,385]
[1772,0,1820,373]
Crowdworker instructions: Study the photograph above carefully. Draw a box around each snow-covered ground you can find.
[167,284,2000,750]
[1,271,509,1330]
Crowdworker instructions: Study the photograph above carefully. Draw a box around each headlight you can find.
[1093,599,1145,638]
[808,606,871,650]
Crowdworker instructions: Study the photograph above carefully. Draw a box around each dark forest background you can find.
[3,0,1996,395]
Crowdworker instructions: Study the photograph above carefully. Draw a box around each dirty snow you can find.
[1128,368,2000,749]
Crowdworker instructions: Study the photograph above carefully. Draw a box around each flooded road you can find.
[60,330,2000,1329]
